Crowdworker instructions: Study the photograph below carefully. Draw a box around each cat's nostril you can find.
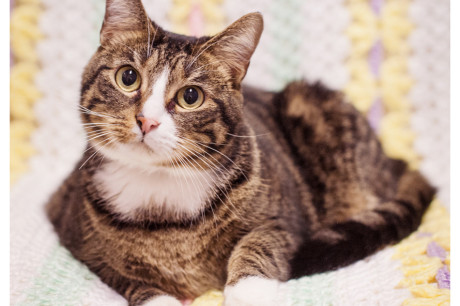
[136,115,161,134]
[136,119,143,130]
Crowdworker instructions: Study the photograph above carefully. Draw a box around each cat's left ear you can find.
[203,13,263,83]
[100,0,157,45]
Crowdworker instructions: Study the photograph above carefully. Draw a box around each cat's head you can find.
[80,0,263,171]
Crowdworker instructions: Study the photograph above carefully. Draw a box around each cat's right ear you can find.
[100,0,155,45]
[200,13,264,83]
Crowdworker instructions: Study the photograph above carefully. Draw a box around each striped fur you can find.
[46,0,435,305]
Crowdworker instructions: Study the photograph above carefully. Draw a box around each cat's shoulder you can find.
[276,80,342,108]
[243,80,342,107]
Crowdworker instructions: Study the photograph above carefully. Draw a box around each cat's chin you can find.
[97,141,174,172]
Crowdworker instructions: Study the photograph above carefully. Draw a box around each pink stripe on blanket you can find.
[189,4,204,37]
[367,98,383,132]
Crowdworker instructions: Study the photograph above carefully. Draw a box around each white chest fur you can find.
[94,160,217,221]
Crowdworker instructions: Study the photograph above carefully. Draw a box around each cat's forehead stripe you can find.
[142,67,169,119]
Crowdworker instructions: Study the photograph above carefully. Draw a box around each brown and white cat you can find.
[46,0,435,305]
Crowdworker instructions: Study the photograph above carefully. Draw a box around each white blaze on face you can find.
[132,67,177,156]
[142,68,170,120]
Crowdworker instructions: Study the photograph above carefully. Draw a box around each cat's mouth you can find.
[132,132,179,163]
[139,140,157,153]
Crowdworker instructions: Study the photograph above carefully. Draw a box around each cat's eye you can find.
[176,86,204,109]
[115,66,141,92]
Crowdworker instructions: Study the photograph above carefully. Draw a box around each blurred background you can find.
[11,0,450,305]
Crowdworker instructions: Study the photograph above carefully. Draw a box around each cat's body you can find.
[46,1,435,305]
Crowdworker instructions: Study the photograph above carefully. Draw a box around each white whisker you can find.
[78,105,119,120]
[167,155,185,199]
[79,137,115,170]
[180,137,249,183]
[176,138,246,221]
[188,60,223,75]
[82,122,121,127]
[86,131,115,142]
[174,145,221,230]
[186,39,223,70]
[83,136,114,154]
[174,152,203,221]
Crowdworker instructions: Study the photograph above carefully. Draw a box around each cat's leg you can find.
[224,223,299,306]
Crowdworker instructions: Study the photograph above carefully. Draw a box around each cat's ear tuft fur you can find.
[100,0,153,45]
[205,13,264,83]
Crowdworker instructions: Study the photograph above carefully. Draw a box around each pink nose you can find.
[136,115,161,134]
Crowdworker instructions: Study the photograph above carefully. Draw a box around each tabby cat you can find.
[46,0,435,305]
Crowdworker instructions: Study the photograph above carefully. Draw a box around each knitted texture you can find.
[345,0,378,113]
[378,0,418,168]
[408,0,450,207]
[393,200,450,305]
[345,0,418,168]
[10,0,450,305]
[170,0,225,36]
[223,0,349,91]
[10,0,43,183]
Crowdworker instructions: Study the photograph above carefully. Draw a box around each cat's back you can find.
[243,80,410,226]
[242,81,362,142]
[241,81,352,144]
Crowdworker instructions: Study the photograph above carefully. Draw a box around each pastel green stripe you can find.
[267,0,304,90]
[91,0,106,48]
[18,244,96,306]
[287,272,334,306]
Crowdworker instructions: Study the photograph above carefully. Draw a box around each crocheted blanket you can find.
[11,0,450,305]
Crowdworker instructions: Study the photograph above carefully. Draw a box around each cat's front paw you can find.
[223,276,282,306]
[142,295,182,306]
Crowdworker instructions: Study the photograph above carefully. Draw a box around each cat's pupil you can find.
[183,87,199,104]
[122,69,137,86]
